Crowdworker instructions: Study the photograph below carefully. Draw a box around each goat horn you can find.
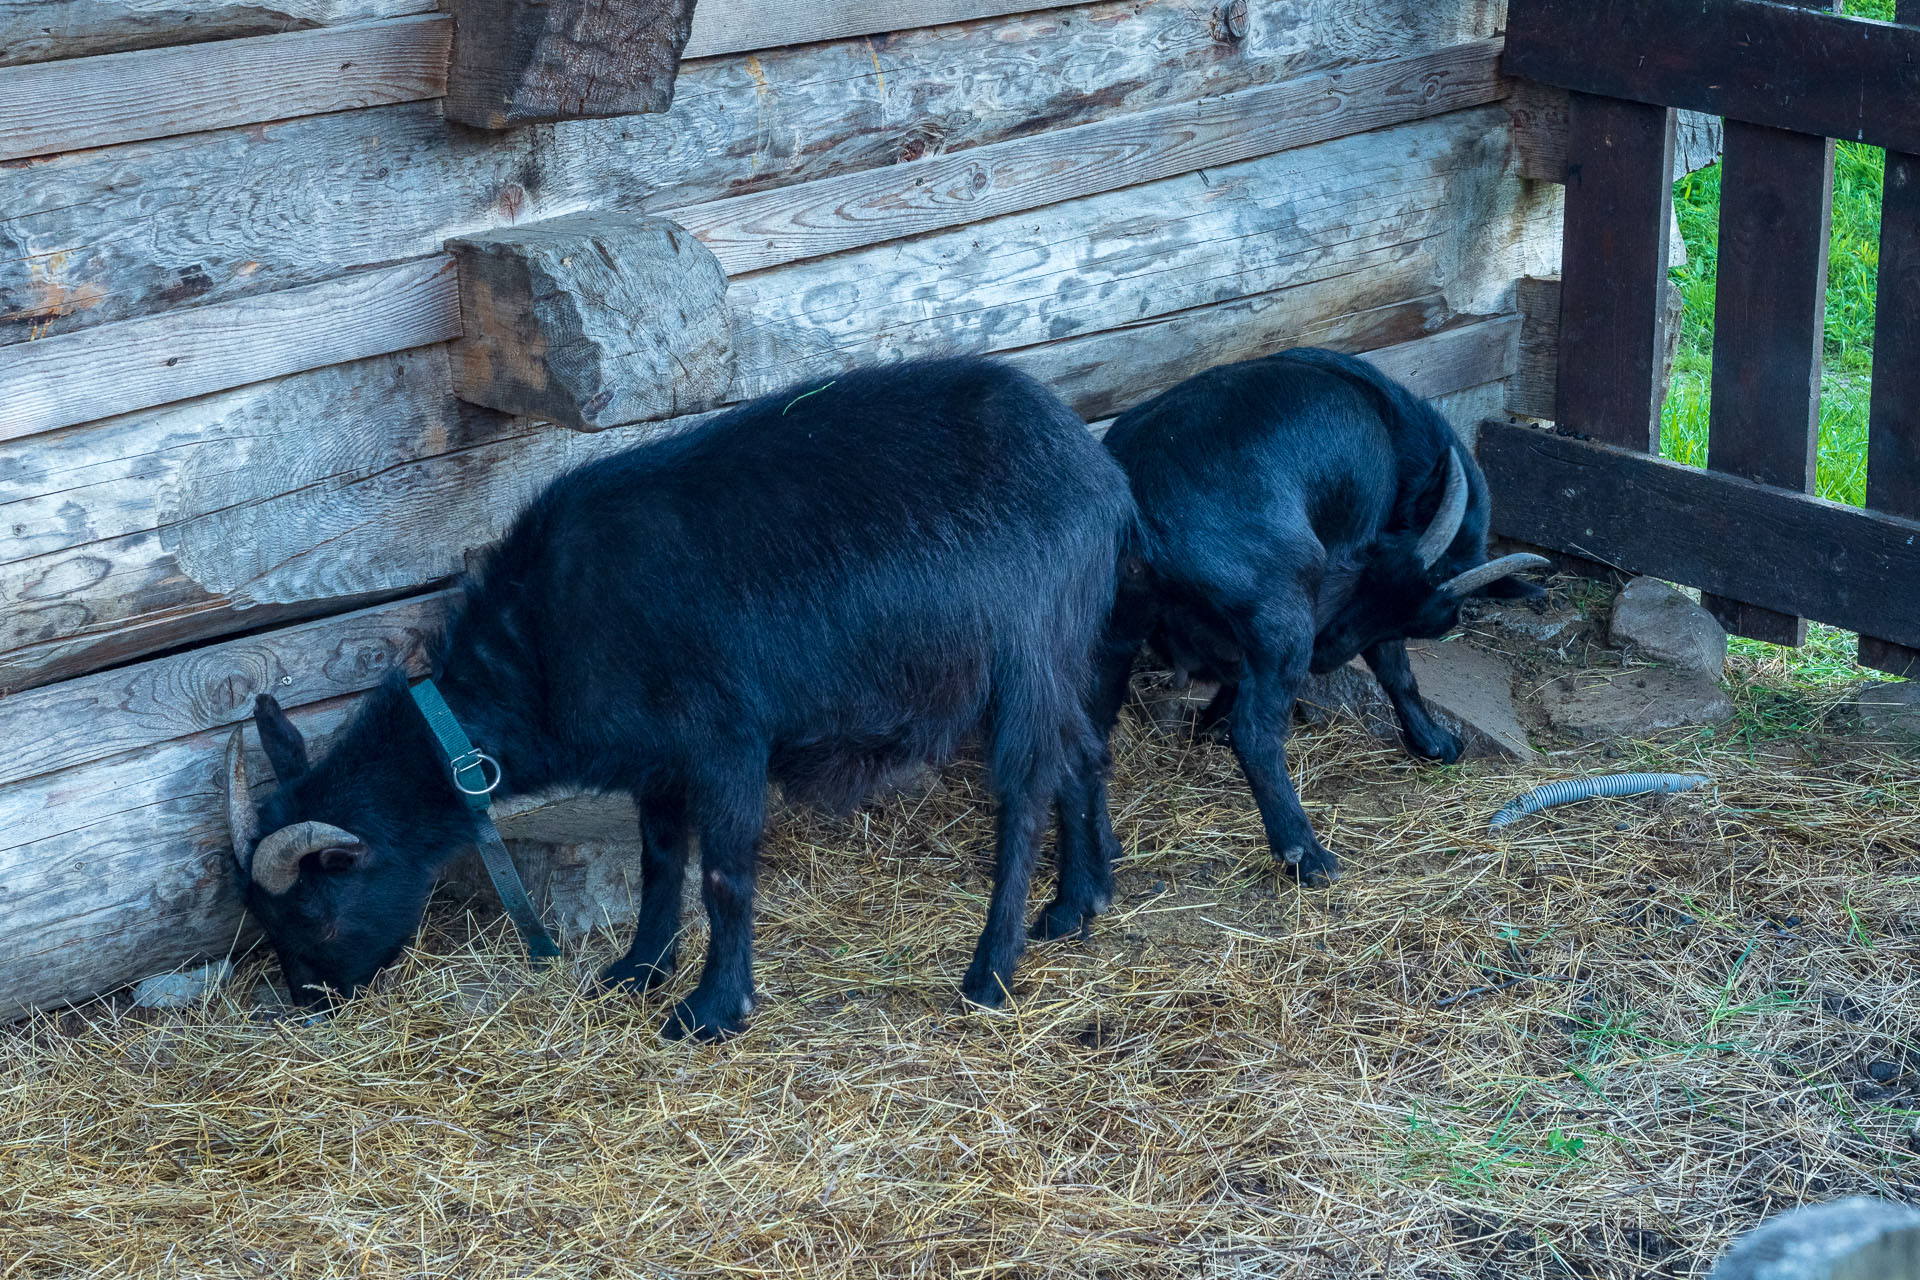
[225,729,261,878]
[250,821,361,896]
[1415,450,1469,569]
[1438,552,1553,598]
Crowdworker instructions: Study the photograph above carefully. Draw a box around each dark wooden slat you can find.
[1477,420,1920,649]
[1555,91,1675,450]
[1699,4,1836,647]
[1861,0,1920,679]
[1504,0,1920,154]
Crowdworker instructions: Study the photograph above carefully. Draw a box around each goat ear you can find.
[253,694,311,780]
[317,844,368,873]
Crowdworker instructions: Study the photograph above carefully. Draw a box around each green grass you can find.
[1660,0,1890,507]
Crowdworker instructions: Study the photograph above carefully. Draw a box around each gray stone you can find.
[1543,667,1734,739]
[1855,681,1920,741]
[1709,1196,1920,1280]
[131,959,233,1009]
[1298,642,1536,762]
[1610,576,1728,677]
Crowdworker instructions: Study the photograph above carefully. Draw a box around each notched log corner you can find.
[447,213,734,432]
[442,0,699,128]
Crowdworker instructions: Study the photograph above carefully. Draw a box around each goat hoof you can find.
[1029,901,1091,942]
[662,993,749,1042]
[598,956,675,994]
[1411,729,1463,764]
[1280,843,1341,886]
[960,968,1012,1010]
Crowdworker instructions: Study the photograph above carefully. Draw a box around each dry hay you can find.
[3,623,1918,1278]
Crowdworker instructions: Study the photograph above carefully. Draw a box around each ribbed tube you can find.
[1489,773,1711,830]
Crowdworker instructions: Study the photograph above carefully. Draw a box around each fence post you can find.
[1859,0,1920,678]
[1699,0,1837,647]
[1554,91,1677,450]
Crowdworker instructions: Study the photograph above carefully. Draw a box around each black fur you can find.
[238,358,1136,1038]
[1071,348,1532,889]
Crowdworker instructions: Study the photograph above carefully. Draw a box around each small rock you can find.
[1298,643,1536,762]
[1854,681,1920,740]
[1609,577,1728,677]
[1543,668,1733,739]
[131,959,233,1009]
[1708,1196,1920,1280]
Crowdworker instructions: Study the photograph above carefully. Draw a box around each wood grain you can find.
[443,0,694,127]
[2,0,1504,345]
[684,0,1086,58]
[1554,91,1674,450]
[0,52,1506,444]
[678,40,1506,276]
[1860,0,1920,679]
[1504,0,1920,153]
[0,14,449,162]
[0,0,433,67]
[0,594,448,787]
[1479,420,1920,649]
[1,110,1550,691]
[1508,82,1720,185]
[0,257,460,444]
[1700,5,1834,648]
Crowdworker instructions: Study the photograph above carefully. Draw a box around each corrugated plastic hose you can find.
[1489,773,1712,831]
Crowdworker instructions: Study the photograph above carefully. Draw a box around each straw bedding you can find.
[3,599,1916,1278]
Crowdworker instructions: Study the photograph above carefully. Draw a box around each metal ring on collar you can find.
[449,749,503,796]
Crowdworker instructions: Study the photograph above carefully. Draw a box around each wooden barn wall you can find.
[0,0,1560,1014]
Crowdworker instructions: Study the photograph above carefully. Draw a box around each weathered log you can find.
[0,107,1553,691]
[442,0,696,128]
[0,0,1085,70]
[0,257,461,444]
[1507,82,1721,185]
[0,317,1514,1016]
[0,0,430,66]
[449,214,733,429]
[2,0,1503,345]
[0,15,449,163]
[0,41,1504,443]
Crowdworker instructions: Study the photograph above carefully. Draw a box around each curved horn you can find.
[1415,450,1470,569]
[1438,552,1553,598]
[225,729,261,878]
[250,821,361,896]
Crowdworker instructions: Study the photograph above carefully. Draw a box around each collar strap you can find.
[408,679,561,961]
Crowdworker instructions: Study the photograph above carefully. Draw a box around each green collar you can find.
[409,679,561,960]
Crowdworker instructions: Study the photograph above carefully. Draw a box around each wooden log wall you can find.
[0,0,1554,1014]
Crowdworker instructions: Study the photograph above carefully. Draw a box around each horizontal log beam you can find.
[0,0,1091,71]
[0,15,449,163]
[0,256,460,444]
[1478,420,1920,648]
[680,40,1505,276]
[0,593,451,787]
[3,0,1501,345]
[0,46,1503,446]
[1504,0,1920,154]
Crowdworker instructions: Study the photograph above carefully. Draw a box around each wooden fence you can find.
[1484,0,1920,678]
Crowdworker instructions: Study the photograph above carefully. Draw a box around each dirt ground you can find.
[2,581,1916,1278]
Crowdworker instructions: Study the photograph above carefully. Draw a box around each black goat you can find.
[223,358,1136,1040]
[1069,348,1546,890]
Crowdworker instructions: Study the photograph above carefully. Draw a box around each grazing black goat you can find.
[223,358,1136,1040]
[1067,348,1546,891]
